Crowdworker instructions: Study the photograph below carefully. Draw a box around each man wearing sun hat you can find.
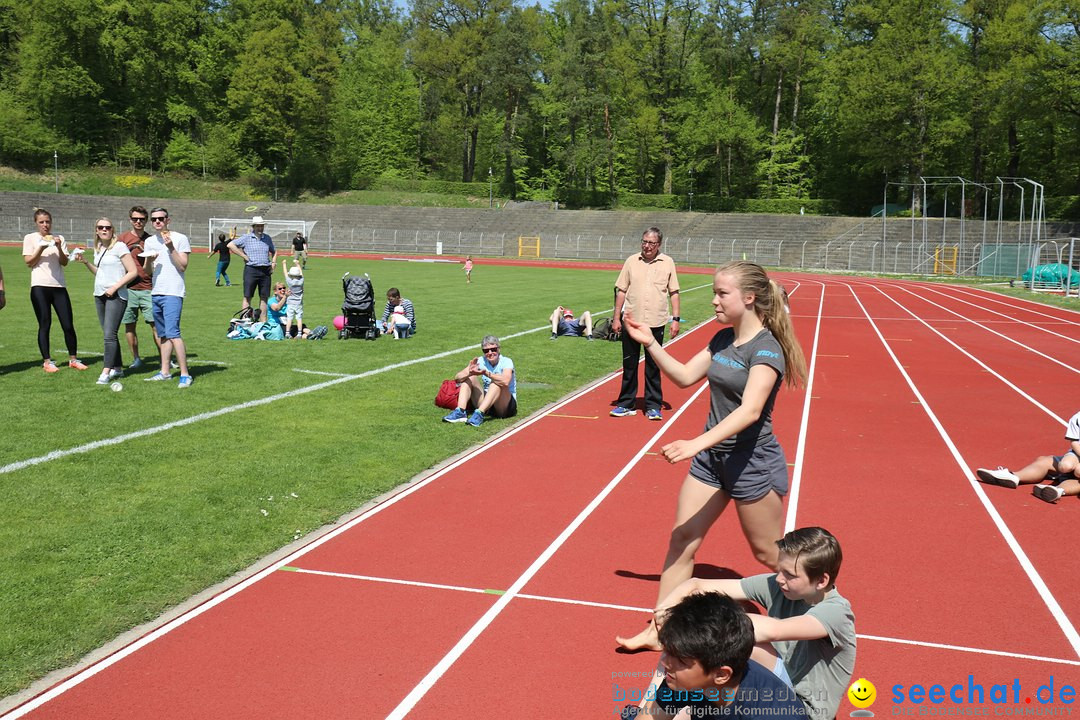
[228,216,276,322]
[549,305,594,340]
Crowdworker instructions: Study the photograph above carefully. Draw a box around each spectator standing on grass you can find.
[616,261,807,653]
[75,217,139,385]
[22,208,88,373]
[283,263,305,338]
[976,410,1080,504]
[380,288,416,335]
[549,305,594,340]
[291,231,308,268]
[228,216,276,321]
[142,208,193,388]
[209,232,232,287]
[119,206,162,371]
[610,227,680,421]
[463,255,473,284]
[442,335,516,427]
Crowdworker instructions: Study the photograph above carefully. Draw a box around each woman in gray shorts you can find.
[617,261,808,651]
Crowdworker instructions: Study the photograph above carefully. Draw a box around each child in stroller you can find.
[340,272,379,339]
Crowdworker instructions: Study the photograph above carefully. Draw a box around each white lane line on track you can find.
[845,282,1080,661]
[2,301,715,718]
[287,567,1080,667]
[385,380,712,720]
[862,282,1079,375]
[784,280,826,533]
[906,281,1080,321]
[879,280,1080,345]
[0,367,625,719]
[857,282,1069,425]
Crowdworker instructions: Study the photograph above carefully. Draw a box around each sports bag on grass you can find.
[593,317,620,341]
[435,379,460,409]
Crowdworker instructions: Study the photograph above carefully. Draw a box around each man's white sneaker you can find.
[976,467,1019,489]
[1032,484,1064,504]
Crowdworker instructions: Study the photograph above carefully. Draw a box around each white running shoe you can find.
[975,467,1019,489]
[1032,485,1064,503]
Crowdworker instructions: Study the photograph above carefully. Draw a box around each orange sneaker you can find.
[43,361,59,373]
[68,359,89,370]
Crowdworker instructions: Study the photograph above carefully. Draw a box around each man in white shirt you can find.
[142,208,194,388]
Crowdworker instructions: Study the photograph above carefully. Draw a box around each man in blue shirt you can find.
[228,216,276,321]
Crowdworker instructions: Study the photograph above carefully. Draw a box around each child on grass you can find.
[389,304,411,338]
[283,263,305,338]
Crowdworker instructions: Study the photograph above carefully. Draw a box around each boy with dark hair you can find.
[646,527,855,720]
[627,592,806,719]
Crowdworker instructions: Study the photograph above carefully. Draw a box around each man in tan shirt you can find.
[610,227,681,420]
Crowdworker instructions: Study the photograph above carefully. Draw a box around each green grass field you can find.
[0,246,717,698]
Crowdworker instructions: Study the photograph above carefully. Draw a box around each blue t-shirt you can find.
[482,355,516,400]
[655,659,807,718]
[558,319,585,337]
[268,295,287,324]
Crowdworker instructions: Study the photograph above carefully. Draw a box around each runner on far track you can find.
[616,260,807,652]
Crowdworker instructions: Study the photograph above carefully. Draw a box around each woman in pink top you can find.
[22,208,87,373]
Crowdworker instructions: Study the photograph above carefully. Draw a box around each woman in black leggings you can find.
[22,208,87,373]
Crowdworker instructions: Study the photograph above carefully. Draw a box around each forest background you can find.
[1,0,1079,217]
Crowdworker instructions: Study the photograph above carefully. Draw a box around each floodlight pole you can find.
[688,168,694,212]
[488,168,493,209]
[274,164,278,201]
[54,150,59,193]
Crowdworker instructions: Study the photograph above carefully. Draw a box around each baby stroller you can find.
[340,272,379,340]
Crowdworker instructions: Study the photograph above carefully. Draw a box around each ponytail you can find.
[715,261,807,388]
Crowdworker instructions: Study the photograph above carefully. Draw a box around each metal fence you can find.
[4,212,1075,281]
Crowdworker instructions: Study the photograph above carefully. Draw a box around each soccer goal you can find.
[207,218,318,250]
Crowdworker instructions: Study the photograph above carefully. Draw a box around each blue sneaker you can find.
[610,406,636,417]
[645,408,663,421]
[128,357,144,370]
[144,372,171,382]
[177,375,194,389]
[466,410,485,427]
[443,408,468,423]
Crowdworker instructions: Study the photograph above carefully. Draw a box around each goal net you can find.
[207,218,318,250]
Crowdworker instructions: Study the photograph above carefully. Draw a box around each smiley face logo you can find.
[848,678,877,709]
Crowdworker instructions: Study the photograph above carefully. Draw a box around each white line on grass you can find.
[845,282,1080,660]
[2,314,713,718]
[385,382,712,720]
[291,369,351,377]
[784,280,826,533]
[285,567,1080,667]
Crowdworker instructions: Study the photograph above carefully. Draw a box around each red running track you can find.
[3,274,1078,719]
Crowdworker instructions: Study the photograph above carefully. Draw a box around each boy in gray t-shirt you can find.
[652,527,856,720]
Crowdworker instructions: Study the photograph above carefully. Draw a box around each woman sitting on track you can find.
[616,260,807,652]
[75,217,140,384]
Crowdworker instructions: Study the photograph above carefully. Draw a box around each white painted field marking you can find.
[845,282,1080,660]
[284,567,1080,668]
[783,280,825,533]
